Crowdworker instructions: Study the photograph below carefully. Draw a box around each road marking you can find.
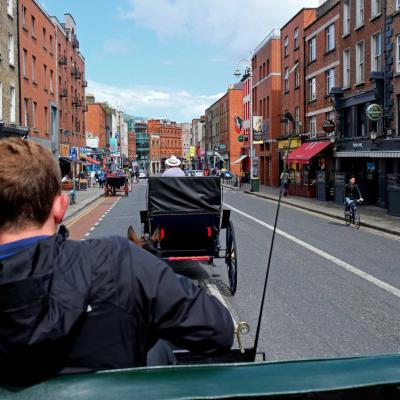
[85,233,90,237]
[225,203,400,299]
[64,197,105,227]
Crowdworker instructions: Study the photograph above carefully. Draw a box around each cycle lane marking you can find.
[225,203,400,300]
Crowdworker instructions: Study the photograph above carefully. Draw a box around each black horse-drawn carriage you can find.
[140,176,237,295]
[104,175,129,196]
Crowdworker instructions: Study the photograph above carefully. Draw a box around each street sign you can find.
[237,135,244,142]
[322,119,335,133]
[366,104,383,121]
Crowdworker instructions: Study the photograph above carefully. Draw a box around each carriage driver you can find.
[0,138,234,385]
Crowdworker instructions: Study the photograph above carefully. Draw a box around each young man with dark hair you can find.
[0,138,234,385]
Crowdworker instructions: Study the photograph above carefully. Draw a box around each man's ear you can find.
[52,194,68,225]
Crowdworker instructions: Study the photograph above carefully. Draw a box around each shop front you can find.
[286,141,333,199]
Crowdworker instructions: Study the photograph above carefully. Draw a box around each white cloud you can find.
[101,38,133,55]
[87,80,224,122]
[118,0,320,57]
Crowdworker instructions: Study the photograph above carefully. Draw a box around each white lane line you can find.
[206,283,238,326]
[94,222,100,226]
[225,203,400,299]
[90,227,95,231]
[84,233,90,237]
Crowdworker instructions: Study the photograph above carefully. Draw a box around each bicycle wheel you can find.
[354,209,361,229]
[344,209,351,226]
[225,221,238,295]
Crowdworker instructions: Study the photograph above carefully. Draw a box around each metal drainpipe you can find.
[383,0,388,135]
[16,0,22,128]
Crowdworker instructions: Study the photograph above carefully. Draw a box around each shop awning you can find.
[336,151,400,158]
[231,155,248,165]
[83,156,101,165]
[287,141,331,164]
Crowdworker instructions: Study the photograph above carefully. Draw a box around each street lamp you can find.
[234,58,256,190]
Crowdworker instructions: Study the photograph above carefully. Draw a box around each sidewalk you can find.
[63,186,104,221]
[223,183,400,236]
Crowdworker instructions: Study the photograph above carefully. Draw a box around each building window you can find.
[309,78,316,101]
[397,95,400,135]
[50,70,53,92]
[343,49,350,88]
[43,64,47,89]
[31,15,36,37]
[44,107,48,133]
[7,0,13,16]
[371,0,380,17]
[8,33,14,66]
[267,96,270,118]
[22,49,27,76]
[267,59,270,75]
[284,67,289,92]
[309,37,316,62]
[0,82,2,121]
[343,0,350,35]
[294,28,299,48]
[49,35,53,53]
[326,68,335,94]
[356,41,364,83]
[309,116,317,135]
[32,102,37,129]
[9,86,15,123]
[371,32,382,72]
[295,106,300,133]
[397,0,400,11]
[284,36,289,56]
[22,5,27,27]
[32,56,36,81]
[326,24,335,52]
[24,98,29,126]
[397,35,400,73]
[294,64,300,88]
[42,28,46,49]
[356,0,364,27]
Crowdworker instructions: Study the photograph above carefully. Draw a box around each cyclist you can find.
[343,176,363,223]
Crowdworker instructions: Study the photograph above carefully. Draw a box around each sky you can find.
[44,0,320,123]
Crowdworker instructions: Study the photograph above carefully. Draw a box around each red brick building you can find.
[52,14,86,150]
[148,119,183,167]
[280,8,316,157]
[19,1,86,157]
[251,29,281,186]
[128,131,136,161]
[150,133,160,173]
[86,101,107,150]
[205,84,243,175]
[19,0,58,150]
[330,0,387,207]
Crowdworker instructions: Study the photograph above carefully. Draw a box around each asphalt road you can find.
[82,180,400,362]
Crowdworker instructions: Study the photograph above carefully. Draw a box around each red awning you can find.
[84,156,101,165]
[287,141,331,164]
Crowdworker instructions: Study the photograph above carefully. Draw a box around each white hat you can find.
[165,155,181,167]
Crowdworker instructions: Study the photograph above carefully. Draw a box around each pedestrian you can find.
[0,138,234,385]
[280,169,289,196]
[161,155,186,177]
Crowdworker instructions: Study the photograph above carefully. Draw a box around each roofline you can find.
[280,7,316,30]
[304,0,341,32]
[253,29,281,54]
[205,86,242,112]
[64,13,77,26]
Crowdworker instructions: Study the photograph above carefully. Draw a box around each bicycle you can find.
[344,199,362,229]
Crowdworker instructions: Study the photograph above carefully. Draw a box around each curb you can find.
[64,191,104,223]
[244,190,400,238]
[222,183,242,191]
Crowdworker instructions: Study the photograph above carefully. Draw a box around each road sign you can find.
[237,135,244,142]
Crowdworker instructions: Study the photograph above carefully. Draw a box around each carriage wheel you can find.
[226,221,237,295]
